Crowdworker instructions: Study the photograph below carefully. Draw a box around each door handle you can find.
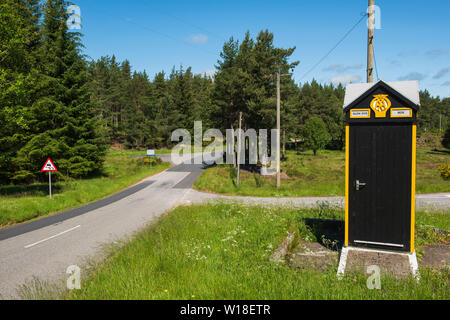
[355,180,366,191]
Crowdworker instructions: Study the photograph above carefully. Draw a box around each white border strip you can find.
[337,246,420,280]
[337,246,349,280]
[345,246,411,255]
[409,250,420,281]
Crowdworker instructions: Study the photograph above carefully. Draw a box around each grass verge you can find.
[0,154,170,227]
[107,149,174,156]
[194,148,450,197]
[63,203,448,300]
[107,145,225,157]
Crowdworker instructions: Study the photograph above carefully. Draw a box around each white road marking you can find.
[24,225,81,249]
[172,171,196,187]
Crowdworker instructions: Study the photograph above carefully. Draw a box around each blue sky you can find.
[73,0,450,98]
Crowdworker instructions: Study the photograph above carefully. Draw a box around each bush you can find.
[439,164,450,180]
[326,139,344,151]
[228,165,237,180]
[442,127,450,149]
[302,117,331,155]
[253,172,263,188]
[417,131,442,149]
[142,156,161,166]
[11,170,36,185]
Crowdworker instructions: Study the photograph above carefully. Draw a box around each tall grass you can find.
[0,155,170,227]
[67,203,449,300]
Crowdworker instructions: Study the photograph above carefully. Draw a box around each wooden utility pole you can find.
[237,112,242,187]
[367,0,375,83]
[231,126,236,168]
[265,72,291,188]
[276,73,281,189]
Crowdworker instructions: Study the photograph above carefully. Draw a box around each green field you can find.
[0,154,170,227]
[194,148,450,197]
[107,145,224,157]
[55,203,449,300]
[106,149,174,156]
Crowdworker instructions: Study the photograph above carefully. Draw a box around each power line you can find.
[299,12,368,81]
[78,4,219,59]
[123,18,218,56]
[373,46,380,81]
[140,1,226,41]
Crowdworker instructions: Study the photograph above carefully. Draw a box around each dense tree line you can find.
[89,30,449,153]
[88,57,215,149]
[1,0,448,185]
[88,31,348,150]
[417,91,449,134]
[0,0,106,184]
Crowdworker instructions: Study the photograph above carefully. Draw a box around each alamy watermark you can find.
[66,265,81,290]
[67,5,82,30]
[366,265,381,290]
[367,5,382,30]
[171,121,279,169]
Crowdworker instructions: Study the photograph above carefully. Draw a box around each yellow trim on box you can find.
[350,109,371,119]
[411,124,416,253]
[391,108,413,118]
[345,124,350,247]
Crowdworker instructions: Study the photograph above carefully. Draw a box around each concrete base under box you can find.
[337,246,419,280]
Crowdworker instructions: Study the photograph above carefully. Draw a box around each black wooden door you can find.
[349,123,412,251]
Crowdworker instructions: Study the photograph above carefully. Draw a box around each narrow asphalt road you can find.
[0,154,448,299]
[0,165,197,299]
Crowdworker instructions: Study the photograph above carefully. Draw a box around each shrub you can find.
[442,127,450,149]
[439,163,450,180]
[142,156,161,166]
[302,117,331,156]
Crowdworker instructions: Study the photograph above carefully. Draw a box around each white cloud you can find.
[186,34,208,45]
[323,64,363,73]
[388,59,401,67]
[398,72,427,81]
[398,50,418,57]
[433,67,450,80]
[330,74,361,86]
[425,49,448,58]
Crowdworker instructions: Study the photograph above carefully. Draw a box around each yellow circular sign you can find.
[370,94,391,118]
[370,94,392,118]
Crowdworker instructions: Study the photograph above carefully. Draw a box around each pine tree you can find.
[13,0,107,181]
[123,70,153,148]
[0,0,42,183]
[213,37,242,131]
[87,56,114,139]
[151,71,180,147]
[214,30,298,133]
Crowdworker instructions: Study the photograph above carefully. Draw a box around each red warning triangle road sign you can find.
[41,158,58,172]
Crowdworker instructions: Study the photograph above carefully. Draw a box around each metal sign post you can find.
[147,150,156,167]
[41,158,58,199]
[49,171,52,199]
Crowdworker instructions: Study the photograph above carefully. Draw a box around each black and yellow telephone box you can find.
[343,80,420,253]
